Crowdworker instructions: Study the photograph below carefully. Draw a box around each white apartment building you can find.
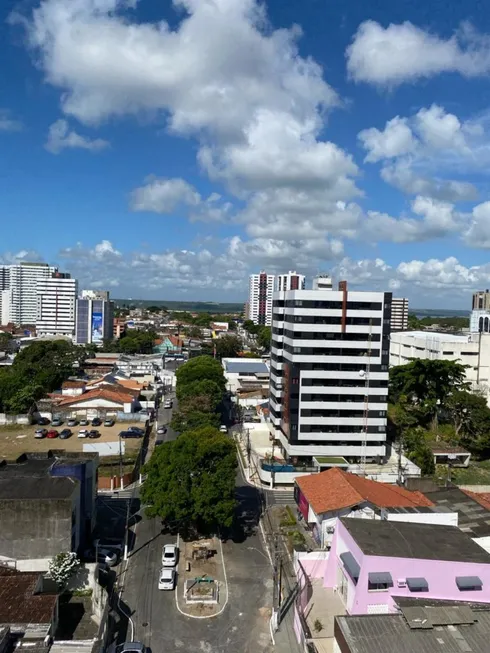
[36,273,78,337]
[390,330,490,403]
[269,278,392,463]
[0,262,57,325]
[391,297,409,331]
[276,271,306,292]
[248,271,275,326]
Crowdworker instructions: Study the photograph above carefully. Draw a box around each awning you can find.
[340,551,360,582]
[368,572,393,586]
[456,576,483,590]
[406,577,429,592]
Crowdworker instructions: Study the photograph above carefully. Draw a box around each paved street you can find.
[120,467,274,653]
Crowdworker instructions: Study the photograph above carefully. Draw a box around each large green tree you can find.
[176,379,223,409]
[214,335,242,360]
[257,327,271,351]
[142,427,237,534]
[170,408,220,433]
[176,356,226,391]
[389,359,469,428]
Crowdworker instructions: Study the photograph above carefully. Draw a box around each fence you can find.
[0,413,31,425]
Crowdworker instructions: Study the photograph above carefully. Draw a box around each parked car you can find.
[128,426,145,436]
[51,418,63,427]
[157,426,167,435]
[46,429,59,439]
[59,429,72,439]
[34,428,47,439]
[120,643,146,653]
[36,417,50,426]
[104,418,115,427]
[67,418,78,427]
[164,400,173,409]
[161,543,178,567]
[78,429,89,438]
[119,430,141,439]
[219,425,227,433]
[94,539,124,554]
[79,418,89,426]
[88,430,100,439]
[158,567,176,591]
[98,549,118,567]
[91,417,102,426]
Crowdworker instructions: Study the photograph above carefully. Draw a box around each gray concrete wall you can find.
[0,496,75,559]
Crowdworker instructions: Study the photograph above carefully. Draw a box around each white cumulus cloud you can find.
[45,119,109,154]
[346,20,490,87]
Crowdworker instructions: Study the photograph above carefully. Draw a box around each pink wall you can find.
[299,557,328,579]
[325,520,490,615]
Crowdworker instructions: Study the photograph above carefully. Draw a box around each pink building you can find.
[325,518,490,614]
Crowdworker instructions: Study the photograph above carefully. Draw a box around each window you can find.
[456,576,483,591]
[442,351,454,355]
[406,577,429,592]
[368,572,393,591]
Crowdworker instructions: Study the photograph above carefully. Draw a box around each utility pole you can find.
[272,532,281,611]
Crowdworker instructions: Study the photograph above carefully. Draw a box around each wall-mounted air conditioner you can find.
[397,579,407,588]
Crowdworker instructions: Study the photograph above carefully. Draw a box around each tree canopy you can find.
[214,335,242,360]
[103,329,157,354]
[175,356,226,390]
[0,340,89,414]
[142,427,237,534]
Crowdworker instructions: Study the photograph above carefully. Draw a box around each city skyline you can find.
[3,0,490,306]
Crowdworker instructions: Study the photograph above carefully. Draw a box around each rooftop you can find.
[0,475,76,500]
[296,468,433,515]
[393,330,471,343]
[425,486,490,537]
[223,359,269,374]
[58,386,135,406]
[335,604,490,653]
[0,567,57,625]
[340,517,490,563]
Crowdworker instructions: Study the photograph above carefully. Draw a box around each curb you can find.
[174,535,230,620]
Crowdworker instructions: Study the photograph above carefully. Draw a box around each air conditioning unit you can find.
[326,526,335,535]
[397,579,407,588]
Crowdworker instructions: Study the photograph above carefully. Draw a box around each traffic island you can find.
[175,536,228,618]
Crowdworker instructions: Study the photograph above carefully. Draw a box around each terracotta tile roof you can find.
[58,387,135,407]
[61,380,86,389]
[462,490,490,511]
[115,379,145,391]
[0,567,57,625]
[296,468,434,516]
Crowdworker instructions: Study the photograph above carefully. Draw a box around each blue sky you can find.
[2,0,490,307]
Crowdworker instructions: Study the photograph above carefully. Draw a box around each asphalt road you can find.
[121,469,274,653]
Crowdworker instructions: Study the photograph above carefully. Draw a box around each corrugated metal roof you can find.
[225,361,269,374]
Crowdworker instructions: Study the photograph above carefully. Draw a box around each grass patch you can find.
[279,506,297,527]
[435,462,490,485]
[71,588,93,597]
[287,529,306,547]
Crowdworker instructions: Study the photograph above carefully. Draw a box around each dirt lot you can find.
[0,421,146,459]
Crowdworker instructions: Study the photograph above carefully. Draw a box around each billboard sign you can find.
[92,311,103,344]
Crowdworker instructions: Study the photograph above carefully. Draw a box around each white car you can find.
[98,549,118,567]
[78,429,89,438]
[219,425,227,433]
[158,567,176,590]
[161,543,178,567]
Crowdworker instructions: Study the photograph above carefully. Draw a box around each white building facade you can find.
[390,330,490,402]
[248,271,275,326]
[0,262,57,325]
[391,297,409,331]
[269,279,392,463]
[36,273,78,337]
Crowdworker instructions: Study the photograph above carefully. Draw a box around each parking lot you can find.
[0,421,147,458]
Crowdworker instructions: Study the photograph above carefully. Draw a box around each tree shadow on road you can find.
[222,482,263,543]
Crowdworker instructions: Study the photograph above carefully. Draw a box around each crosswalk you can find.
[267,489,295,506]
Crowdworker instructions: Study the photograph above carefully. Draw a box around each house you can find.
[325,518,490,614]
[61,380,87,396]
[0,452,98,564]
[57,386,139,418]
[295,468,434,547]
[335,602,490,653]
[429,441,471,467]
[0,566,58,637]
[222,358,269,396]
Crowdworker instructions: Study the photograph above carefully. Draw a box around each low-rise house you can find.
[0,452,97,564]
[0,566,58,638]
[326,518,490,613]
[57,386,139,418]
[61,380,87,396]
[295,468,434,547]
[335,602,490,653]
[222,358,269,396]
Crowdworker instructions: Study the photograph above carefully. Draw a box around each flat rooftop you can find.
[392,330,470,343]
[224,360,269,374]
[340,517,490,563]
[0,476,76,500]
